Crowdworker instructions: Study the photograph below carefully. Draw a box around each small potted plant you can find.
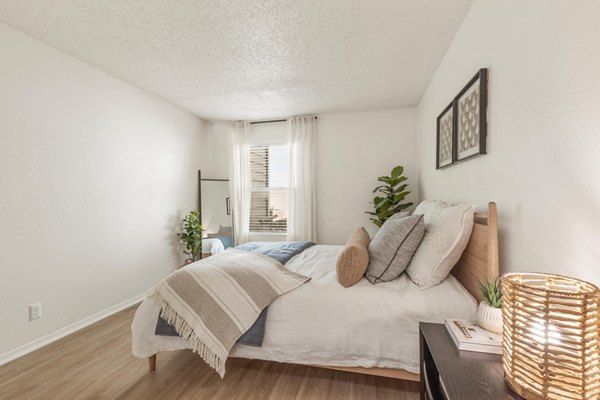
[177,210,203,264]
[477,278,503,334]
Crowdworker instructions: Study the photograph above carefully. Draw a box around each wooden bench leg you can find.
[148,354,156,373]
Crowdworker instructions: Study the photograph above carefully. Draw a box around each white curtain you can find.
[287,115,317,242]
[229,121,251,245]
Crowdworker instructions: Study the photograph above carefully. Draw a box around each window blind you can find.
[249,145,289,233]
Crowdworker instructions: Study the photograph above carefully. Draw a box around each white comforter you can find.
[132,245,477,373]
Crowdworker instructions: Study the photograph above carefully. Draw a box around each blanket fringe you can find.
[154,293,226,378]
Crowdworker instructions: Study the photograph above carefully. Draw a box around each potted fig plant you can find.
[177,210,203,264]
[477,278,503,334]
[365,165,413,227]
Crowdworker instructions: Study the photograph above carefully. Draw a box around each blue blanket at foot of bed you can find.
[155,240,315,347]
[234,241,315,264]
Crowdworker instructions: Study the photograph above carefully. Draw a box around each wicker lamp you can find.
[502,273,600,400]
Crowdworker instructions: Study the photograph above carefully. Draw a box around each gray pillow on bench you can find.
[365,213,425,284]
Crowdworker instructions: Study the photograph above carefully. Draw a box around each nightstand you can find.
[419,322,522,400]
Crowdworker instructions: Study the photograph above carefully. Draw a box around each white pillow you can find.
[406,200,475,289]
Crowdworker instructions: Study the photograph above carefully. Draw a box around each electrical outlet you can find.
[28,302,42,321]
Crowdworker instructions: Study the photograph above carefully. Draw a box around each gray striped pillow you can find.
[365,213,425,284]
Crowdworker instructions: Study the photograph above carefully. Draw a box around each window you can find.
[249,144,289,233]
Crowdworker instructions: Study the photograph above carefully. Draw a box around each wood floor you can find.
[0,305,419,400]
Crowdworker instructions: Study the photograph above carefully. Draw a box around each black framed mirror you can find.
[198,170,234,259]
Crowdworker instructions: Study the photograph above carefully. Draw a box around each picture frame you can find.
[436,101,455,169]
[435,68,488,170]
[455,68,487,162]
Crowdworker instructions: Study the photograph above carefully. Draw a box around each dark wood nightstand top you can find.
[419,322,521,400]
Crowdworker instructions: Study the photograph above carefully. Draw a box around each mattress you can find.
[132,245,477,373]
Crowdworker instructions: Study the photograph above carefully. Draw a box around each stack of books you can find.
[445,319,502,354]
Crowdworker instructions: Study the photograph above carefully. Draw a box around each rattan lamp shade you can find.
[502,273,600,400]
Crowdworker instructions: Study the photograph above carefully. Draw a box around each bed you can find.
[201,237,226,256]
[133,202,499,381]
[201,226,234,258]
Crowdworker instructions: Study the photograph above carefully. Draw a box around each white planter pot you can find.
[477,302,503,334]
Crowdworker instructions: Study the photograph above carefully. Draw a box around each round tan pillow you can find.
[336,227,371,288]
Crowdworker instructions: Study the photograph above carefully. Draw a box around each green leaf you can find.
[393,193,407,202]
[393,184,408,193]
[396,202,413,211]
[375,201,390,211]
[479,278,502,308]
[390,165,404,179]
[372,185,392,194]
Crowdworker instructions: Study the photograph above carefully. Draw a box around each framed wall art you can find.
[435,68,488,170]
[436,102,454,169]
[455,68,487,162]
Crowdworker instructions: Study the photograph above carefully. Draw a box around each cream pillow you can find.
[336,227,371,288]
[406,200,475,289]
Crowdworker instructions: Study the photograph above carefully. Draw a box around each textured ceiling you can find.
[0,1,473,121]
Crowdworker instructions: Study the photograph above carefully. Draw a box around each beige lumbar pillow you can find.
[336,227,371,288]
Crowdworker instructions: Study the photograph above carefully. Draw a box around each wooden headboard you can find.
[451,202,499,303]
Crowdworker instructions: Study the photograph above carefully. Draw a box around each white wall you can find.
[205,110,417,245]
[202,123,230,180]
[416,1,600,285]
[317,109,417,244]
[0,23,207,356]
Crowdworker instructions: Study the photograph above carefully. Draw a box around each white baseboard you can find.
[0,293,145,366]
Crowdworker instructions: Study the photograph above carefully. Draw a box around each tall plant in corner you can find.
[177,210,203,263]
[366,165,413,227]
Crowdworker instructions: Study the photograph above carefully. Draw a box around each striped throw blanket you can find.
[152,249,310,377]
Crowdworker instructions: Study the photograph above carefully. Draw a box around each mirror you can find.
[198,171,233,258]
